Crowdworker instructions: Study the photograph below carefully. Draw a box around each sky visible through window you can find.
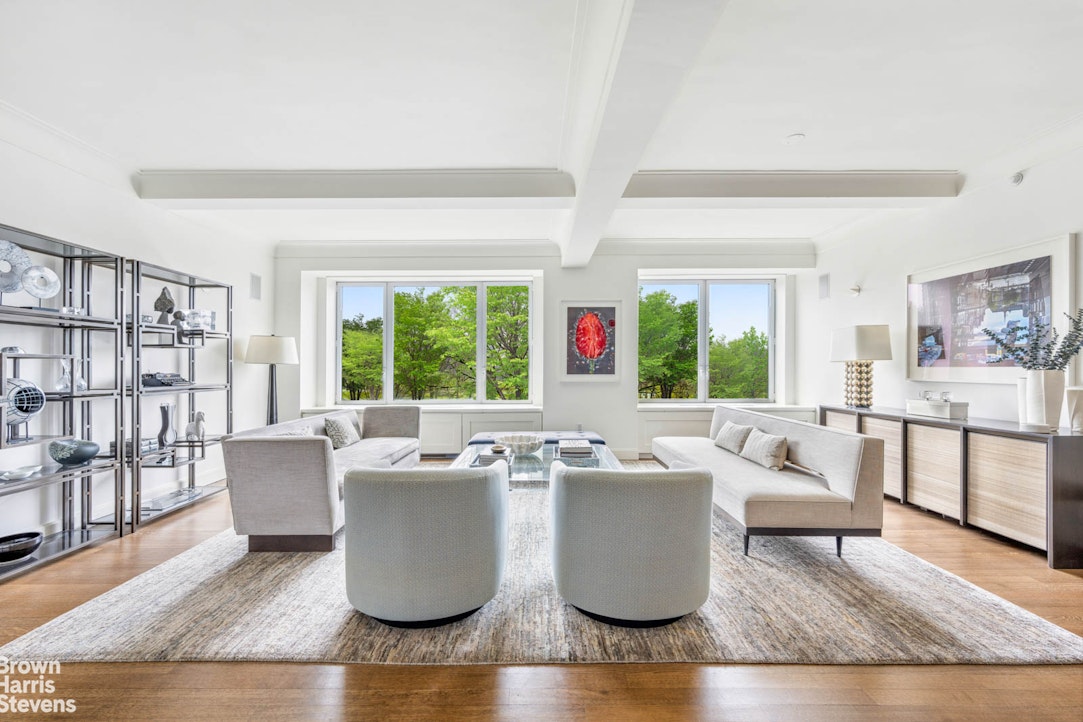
[642,283,769,341]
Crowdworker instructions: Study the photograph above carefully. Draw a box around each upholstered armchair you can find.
[343,461,509,627]
[549,461,714,626]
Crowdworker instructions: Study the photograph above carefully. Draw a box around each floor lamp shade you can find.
[246,335,298,425]
[830,325,892,408]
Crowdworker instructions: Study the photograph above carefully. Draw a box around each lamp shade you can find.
[245,335,299,365]
[830,325,892,362]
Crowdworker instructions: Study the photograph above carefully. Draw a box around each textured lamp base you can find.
[843,360,875,407]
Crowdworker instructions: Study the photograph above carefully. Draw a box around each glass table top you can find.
[451,442,622,484]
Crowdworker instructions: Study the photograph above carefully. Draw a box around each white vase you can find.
[1016,377,1028,425]
[1025,369,1066,432]
[1067,387,1083,433]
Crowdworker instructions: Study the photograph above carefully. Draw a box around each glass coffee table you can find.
[451,439,622,487]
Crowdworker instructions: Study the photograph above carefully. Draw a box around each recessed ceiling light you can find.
[784,133,806,145]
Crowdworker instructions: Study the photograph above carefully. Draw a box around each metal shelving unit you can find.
[0,223,124,582]
[126,260,232,532]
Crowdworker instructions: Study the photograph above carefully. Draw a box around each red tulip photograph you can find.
[566,305,616,376]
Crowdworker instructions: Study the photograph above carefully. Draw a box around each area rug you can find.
[3,490,1082,665]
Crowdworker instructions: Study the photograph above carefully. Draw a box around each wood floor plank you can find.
[0,480,1081,721]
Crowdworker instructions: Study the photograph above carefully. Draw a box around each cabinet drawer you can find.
[967,433,1047,549]
[823,410,858,432]
[907,424,961,518]
[861,416,903,499]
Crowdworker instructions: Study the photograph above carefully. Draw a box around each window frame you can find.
[637,277,776,404]
[336,279,535,405]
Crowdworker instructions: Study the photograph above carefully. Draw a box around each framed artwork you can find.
[561,301,620,381]
[906,235,1074,384]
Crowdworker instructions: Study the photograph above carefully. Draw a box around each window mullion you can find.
[698,281,709,402]
[477,284,486,402]
[384,284,394,403]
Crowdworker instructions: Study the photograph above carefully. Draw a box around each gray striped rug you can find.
[3,489,1082,664]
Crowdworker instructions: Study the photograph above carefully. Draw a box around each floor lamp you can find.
[245,335,299,425]
[830,325,892,408]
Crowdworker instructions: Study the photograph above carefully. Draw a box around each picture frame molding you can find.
[560,300,621,383]
[906,234,1075,385]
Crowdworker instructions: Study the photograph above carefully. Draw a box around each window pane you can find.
[340,285,384,401]
[638,284,699,399]
[708,283,771,400]
[393,286,477,400]
[486,285,530,400]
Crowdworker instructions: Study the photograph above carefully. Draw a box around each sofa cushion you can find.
[739,428,787,470]
[276,426,314,437]
[714,421,753,454]
[325,416,361,449]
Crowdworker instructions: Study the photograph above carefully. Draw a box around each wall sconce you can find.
[849,284,862,297]
[830,325,892,407]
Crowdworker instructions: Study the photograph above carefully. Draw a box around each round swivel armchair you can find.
[549,461,713,626]
[343,461,509,627]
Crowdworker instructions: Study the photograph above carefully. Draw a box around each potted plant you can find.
[982,308,1083,430]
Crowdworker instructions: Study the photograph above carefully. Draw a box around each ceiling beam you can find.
[623,171,961,201]
[136,169,575,209]
[555,0,732,268]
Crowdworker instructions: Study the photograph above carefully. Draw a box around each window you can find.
[638,279,774,401]
[338,282,531,403]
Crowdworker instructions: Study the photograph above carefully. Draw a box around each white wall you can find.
[797,146,1083,424]
[0,137,276,534]
[274,239,813,458]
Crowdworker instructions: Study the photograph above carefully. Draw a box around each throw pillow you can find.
[276,426,314,437]
[739,427,788,471]
[323,417,361,449]
[714,421,754,454]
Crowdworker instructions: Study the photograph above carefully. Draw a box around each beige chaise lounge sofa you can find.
[652,406,884,557]
[222,407,420,551]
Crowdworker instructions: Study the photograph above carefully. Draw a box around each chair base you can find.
[371,606,483,628]
[248,534,334,552]
[574,606,685,628]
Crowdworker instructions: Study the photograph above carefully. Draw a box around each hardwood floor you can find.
[1,487,1081,721]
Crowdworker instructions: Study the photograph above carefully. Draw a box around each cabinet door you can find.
[906,424,961,518]
[823,410,858,432]
[967,433,1047,550]
[861,416,903,499]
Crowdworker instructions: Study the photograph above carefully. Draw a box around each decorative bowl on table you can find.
[495,433,544,456]
[0,531,43,563]
[48,439,100,466]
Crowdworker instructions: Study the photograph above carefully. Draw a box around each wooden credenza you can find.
[818,404,1083,569]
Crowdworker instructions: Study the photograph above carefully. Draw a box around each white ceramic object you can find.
[495,433,544,455]
[1025,369,1066,432]
[0,465,42,481]
[1016,377,1028,425]
[1066,387,1083,433]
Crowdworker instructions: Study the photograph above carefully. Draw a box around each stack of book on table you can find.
[557,439,594,459]
[474,447,511,466]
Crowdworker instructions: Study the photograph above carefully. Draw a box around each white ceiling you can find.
[2,0,1083,264]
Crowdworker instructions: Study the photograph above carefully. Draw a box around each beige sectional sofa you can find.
[222,407,420,551]
[652,406,884,557]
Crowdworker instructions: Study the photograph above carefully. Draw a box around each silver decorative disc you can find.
[21,265,61,299]
[0,241,32,293]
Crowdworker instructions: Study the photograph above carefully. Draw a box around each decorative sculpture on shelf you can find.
[185,411,206,442]
[171,310,187,342]
[157,402,177,447]
[153,287,175,325]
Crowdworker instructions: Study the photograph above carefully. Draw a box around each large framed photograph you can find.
[907,235,1074,383]
[561,301,620,382]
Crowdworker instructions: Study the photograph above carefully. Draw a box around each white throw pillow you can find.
[714,421,754,454]
[324,417,361,449]
[739,428,788,471]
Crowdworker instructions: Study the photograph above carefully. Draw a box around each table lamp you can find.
[245,335,298,424]
[830,325,892,407]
